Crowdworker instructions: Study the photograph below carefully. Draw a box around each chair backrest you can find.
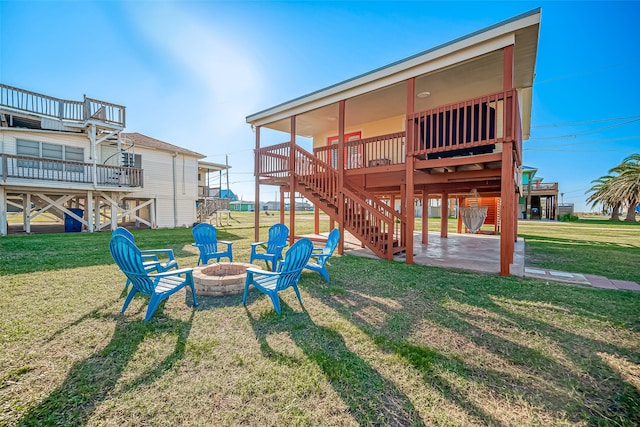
[276,238,313,291]
[192,223,218,251]
[112,227,135,243]
[322,228,340,256]
[267,223,289,253]
[109,235,155,295]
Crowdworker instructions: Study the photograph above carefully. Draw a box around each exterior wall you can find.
[137,148,199,228]
[312,114,404,148]
[1,129,91,160]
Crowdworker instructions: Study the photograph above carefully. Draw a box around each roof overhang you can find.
[247,8,540,140]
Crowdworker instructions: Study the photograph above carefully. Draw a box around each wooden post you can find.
[289,116,296,246]
[440,192,448,238]
[405,77,415,263]
[23,193,30,233]
[314,207,319,234]
[500,143,515,275]
[280,188,285,224]
[0,187,7,236]
[457,196,463,233]
[87,191,94,232]
[254,125,261,242]
[421,190,428,244]
[337,100,345,255]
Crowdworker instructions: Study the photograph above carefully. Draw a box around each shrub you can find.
[558,213,579,222]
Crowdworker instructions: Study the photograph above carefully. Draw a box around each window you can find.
[16,139,85,172]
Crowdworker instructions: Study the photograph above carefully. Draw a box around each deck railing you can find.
[314,132,406,170]
[0,83,126,127]
[407,89,520,160]
[1,154,142,187]
[255,141,291,179]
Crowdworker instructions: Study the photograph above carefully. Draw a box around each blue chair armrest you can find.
[150,267,194,278]
[140,248,175,261]
[246,267,278,276]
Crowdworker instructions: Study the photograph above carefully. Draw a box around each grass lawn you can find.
[1,213,639,426]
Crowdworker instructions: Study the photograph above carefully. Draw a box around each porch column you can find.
[457,196,463,233]
[289,116,296,246]
[150,199,156,228]
[421,190,428,244]
[405,77,416,263]
[110,194,118,231]
[0,187,6,236]
[440,192,448,238]
[87,191,94,232]
[314,207,319,234]
[254,125,261,242]
[279,188,285,224]
[23,193,31,233]
[94,195,101,231]
[337,100,345,255]
[500,142,515,276]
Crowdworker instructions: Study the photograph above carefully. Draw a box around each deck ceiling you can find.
[249,10,540,140]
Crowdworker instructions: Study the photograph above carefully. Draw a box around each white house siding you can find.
[1,130,90,160]
[135,147,199,228]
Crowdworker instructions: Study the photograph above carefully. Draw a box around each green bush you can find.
[558,213,579,222]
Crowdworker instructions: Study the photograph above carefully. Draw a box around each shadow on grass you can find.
[302,256,640,425]
[19,309,194,426]
[245,303,425,426]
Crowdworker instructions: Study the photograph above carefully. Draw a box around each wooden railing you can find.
[314,132,406,170]
[293,146,338,204]
[407,89,520,160]
[255,141,291,179]
[1,154,142,187]
[0,83,126,127]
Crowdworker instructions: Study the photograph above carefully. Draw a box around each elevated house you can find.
[0,84,219,234]
[521,165,559,220]
[247,9,541,276]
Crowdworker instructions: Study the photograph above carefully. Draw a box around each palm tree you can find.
[587,154,640,222]
[609,154,640,222]
[586,175,620,220]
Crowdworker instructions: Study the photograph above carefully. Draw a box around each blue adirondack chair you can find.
[243,238,313,314]
[249,223,289,271]
[191,223,233,265]
[305,228,340,282]
[112,227,179,292]
[109,234,198,321]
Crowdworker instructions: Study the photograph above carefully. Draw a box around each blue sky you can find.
[1,1,639,212]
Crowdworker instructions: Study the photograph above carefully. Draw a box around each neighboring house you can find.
[520,165,559,220]
[230,200,255,212]
[0,83,211,234]
[212,189,238,202]
[247,9,541,276]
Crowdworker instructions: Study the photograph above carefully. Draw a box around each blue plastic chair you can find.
[191,223,233,265]
[112,227,178,292]
[249,223,289,271]
[109,234,198,321]
[305,228,340,282]
[243,238,313,314]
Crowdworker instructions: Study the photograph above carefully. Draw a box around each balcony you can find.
[1,154,143,188]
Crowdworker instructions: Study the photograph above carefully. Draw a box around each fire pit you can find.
[192,262,258,297]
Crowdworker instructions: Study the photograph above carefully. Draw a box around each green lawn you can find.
[1,214,639,426]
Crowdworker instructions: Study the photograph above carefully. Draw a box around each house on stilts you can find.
[247,9,541,276]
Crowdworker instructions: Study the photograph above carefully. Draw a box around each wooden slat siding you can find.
[0,154,142,187]
[0,83,125,127]
[408,89,519,158]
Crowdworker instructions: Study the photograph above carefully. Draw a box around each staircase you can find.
[289,146,405,260]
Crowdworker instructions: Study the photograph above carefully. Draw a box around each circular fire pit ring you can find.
[192,262,258,297]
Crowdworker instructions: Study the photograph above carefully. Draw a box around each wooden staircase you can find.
[290,146,405,260]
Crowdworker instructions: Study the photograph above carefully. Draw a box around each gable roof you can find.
[246,8,541,139]
[122,132,205,158]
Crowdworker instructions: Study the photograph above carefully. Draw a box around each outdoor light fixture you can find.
[417,91,431,98]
